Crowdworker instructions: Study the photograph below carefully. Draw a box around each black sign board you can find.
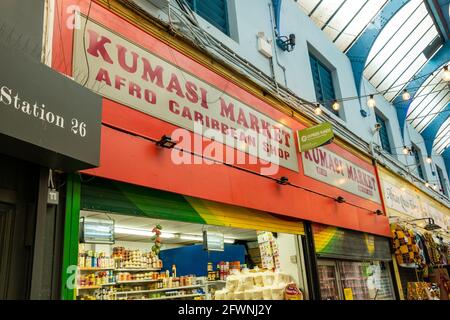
[0,44,102,171]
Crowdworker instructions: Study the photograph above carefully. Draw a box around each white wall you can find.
[276,233,302,289]
[134,0,450,200]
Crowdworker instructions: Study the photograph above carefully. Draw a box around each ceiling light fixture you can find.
[442,66,450,82]
[114,226,176,239]
[332,100,340,111]
[314,104,322,115]
[402,146,410,155]
[402,89,411,101]
[367,95,376,108]
[426,157,432,164]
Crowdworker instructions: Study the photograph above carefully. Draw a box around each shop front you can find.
[71,177,306,300]
[378,167,450,300]
[313,224,396,300]
[51,0,392,301]
[0,0,102,299]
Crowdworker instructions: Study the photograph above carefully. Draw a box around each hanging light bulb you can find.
[426,157,432,164]
[332,100,340,111]
[367,94,376,108]
[425,181,430,188]
[442,66,450,82]
[314,104,322,115]
[402,89,411,101]
[433,184,437,190]
[402,146,410,155]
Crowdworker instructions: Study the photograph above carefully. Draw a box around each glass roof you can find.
[301,0,449,154]
[364,0,440,102]
[298,0,389,52]
[433,117,450,154]
[407,64,450,133]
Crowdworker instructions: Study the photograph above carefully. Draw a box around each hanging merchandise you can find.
[407,282,440,300]
[423,232,441,266]
[151,224,163,256]
[434,236,449,266]
[391,224,424,268]
[257,232,281,270]
[427,268,450,300]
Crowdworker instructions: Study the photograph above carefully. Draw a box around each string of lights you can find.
[311,66,450,112]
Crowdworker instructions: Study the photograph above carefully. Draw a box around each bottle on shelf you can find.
[172,264,177,278]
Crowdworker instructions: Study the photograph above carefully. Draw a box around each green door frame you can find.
[61,174,81,300]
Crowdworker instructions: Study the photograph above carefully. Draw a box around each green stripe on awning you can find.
[80,178,206,224]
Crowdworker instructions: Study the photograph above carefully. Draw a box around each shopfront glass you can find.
[318,260,395,300]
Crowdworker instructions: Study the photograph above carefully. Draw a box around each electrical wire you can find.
[100,0,450,206]
[102,122,380,214]
[82,0,94,87]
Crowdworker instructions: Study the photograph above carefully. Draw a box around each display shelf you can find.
[116,279,162,284]
[77,286,101,290]
[114,268,161,272]
[78,267,114,271]
[206,281,226,285]
[115,284,205,295]
[144,293,205,300]
[102,283,117,286]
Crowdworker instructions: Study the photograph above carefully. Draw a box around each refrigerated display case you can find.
[318,261,342,300]
[318,260,395,300]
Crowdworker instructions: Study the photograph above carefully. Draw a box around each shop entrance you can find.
[75,211,306,300]
[64,177,308,300]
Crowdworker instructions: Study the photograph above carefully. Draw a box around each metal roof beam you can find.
[442,147,450,181]
[347,0,411,96]
[392,41,450,139]
[421,103,450,156]
[425,0,450,41]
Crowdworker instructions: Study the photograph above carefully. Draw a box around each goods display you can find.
[391,224,424,267]
[257,232,280,270]
[75,214,303,301]
[391,223,450,300]
[78,250,115,269]
[214,268,300,300]
[407,282,440,300]
[112,247,162,270]
[207,261,242,281]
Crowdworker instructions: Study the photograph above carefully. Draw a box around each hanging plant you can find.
[151,224,163,255]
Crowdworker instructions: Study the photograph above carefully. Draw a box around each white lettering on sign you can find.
[302,147,381,203]
[72,18,299,172]
[0,84,87,138]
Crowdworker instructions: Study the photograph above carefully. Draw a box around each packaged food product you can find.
[225,291,234,300]
[262,272,274,287]
[214,289,226,300]
[284,283,303,300]
[226,275,239,291]
[242,275,254,291]
[262,287,272,300]
[234,291,245,300]
[253,273,264,287]
[250,288,263,300]
[271,284,285,300]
